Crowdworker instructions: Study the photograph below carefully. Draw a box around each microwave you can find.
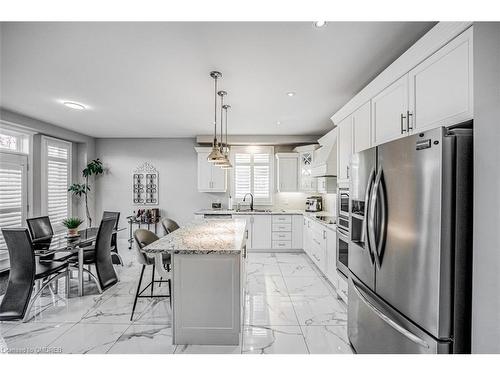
[337,187,349,218]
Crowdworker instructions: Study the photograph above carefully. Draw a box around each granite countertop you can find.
[142,219,247,255]
[194,209,304,215]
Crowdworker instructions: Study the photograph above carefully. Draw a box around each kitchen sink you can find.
[235,208,272,213]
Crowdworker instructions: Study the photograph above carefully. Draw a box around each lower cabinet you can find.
[252,215,272,249]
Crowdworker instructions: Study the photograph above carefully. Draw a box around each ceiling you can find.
[0,22,436,138]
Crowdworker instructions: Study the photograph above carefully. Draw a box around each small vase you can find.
[68,228,79,237]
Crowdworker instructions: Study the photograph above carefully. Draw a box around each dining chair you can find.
[0,228,70,322]
[130,229,171,320]
[161,218,179,235]
[102,211,123,266]
[26,216,73,262]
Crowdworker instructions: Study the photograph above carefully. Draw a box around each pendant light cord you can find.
[219,94,224,151]
[213,76,218,148]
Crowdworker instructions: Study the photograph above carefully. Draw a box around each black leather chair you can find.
[77,217,118,292]
[102,211,122,266]
[131,229,171,320]
[0,228,69,322]
[161,218,180,235]
[26,216,73,262]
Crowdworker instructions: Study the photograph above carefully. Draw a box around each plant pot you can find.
[67,228,79,237]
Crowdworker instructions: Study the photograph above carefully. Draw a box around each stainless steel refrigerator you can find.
[347,126,473,354]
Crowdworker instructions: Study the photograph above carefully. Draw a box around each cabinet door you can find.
[352,101,371,153]
[303,218,312,256]
[299,152,316,192]
[409,28,473,133]
[251,215,272,249]
[337,115,353,181]
[326,228,337,283]
[278,157,298,192]
[372,75,409,146]
[238,215,253,250]
[197,152,212,191]
[292,215,303,249]
[317,177,326,194]
[210,163,227,192]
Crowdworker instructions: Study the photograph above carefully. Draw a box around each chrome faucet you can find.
[243,193,254,211]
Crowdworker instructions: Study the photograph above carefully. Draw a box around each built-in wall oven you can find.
[336,186,350,277]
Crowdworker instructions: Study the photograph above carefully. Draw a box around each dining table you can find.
[31,227,125,297]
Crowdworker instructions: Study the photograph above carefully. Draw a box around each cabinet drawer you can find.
[272,240,292,249]
[272,215,292,224]
[272,232,292,241]
[272,223,292,232]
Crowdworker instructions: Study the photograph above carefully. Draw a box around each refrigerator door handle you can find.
[363,168,376,265]
[368,170,381,268]
[351,279,430,349]
[376,171,388,266]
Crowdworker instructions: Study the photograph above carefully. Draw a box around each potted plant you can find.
[68,159,104,227]
[62,217,84,237]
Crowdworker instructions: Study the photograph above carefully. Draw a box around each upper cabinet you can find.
[331,24,474,155]
[276,153,299,192]
[408,27,473,133]
[337,115,353,182]
[352,101,372,153]
[195,147,227,193]
[371,75,409,146]
[294,145,318,193]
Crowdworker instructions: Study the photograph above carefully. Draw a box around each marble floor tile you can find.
[175,344,241,354]
[301,325,353,354]
[107,324,175,354]
[81,296,151,324]
[247,252,277,265]
[278,261,319,277]
[242,325,309,354]
[284,276,334,296]
[50,323,130,354]
[246,274,288,296]
[275,253,311,266]
[135,298,172,325]
[290,295,347,326]
[1,322,74,353]
[244,294,299,326]
[246,261,282,277]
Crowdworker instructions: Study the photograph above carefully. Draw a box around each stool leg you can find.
[130,265,145,321]
[151,265,155,297]
[168,279,172,307]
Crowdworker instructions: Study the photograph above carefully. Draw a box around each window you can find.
[0,127,29,153]
[41,136,72,226]
[0,153,28,270]
[231,146,274,205]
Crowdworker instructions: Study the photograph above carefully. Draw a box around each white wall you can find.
[472,22,500,354]
[94,138,224,236]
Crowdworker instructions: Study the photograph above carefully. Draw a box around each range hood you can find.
[311,128,337,177]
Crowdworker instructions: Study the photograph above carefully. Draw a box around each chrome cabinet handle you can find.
[351,280,429,349]
[323,230,326,240]
[346,166,350,179]
[400,113,407,134]
[407,110,413,131]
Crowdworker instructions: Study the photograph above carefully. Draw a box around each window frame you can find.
[230,145,274,206]
[41,135,73,227]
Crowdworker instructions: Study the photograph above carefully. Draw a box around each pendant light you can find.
[220,104,233,169]
[207,71,225,163]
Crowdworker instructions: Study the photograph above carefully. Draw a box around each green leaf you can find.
[62,217,84,229]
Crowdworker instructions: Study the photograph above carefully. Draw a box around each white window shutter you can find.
[42,137,72,226]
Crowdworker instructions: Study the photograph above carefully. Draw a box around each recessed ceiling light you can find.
[63,101,86,110]
[276,121,281,125]
[314,21,327,28]
[286,92,295,97]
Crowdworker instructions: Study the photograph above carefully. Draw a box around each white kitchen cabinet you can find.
[298,151,316,192]
[292,215,303,249]
[303,217,312,257]
[337,115,353,182]
[252,215,272,249]
[309,220,327,273]
[195,147,227,193]
[352,101,372,153]
[237,215,253,250]
[325,227,337,282]
[371,75,409,146]
[276,153,299,192]
[408,27,473,133]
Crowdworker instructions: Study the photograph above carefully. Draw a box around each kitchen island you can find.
[142,219,247,345]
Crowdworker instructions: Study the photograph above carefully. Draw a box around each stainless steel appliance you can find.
[338,187,349,217]
[305,196,323,212]
[347,126,473,354]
